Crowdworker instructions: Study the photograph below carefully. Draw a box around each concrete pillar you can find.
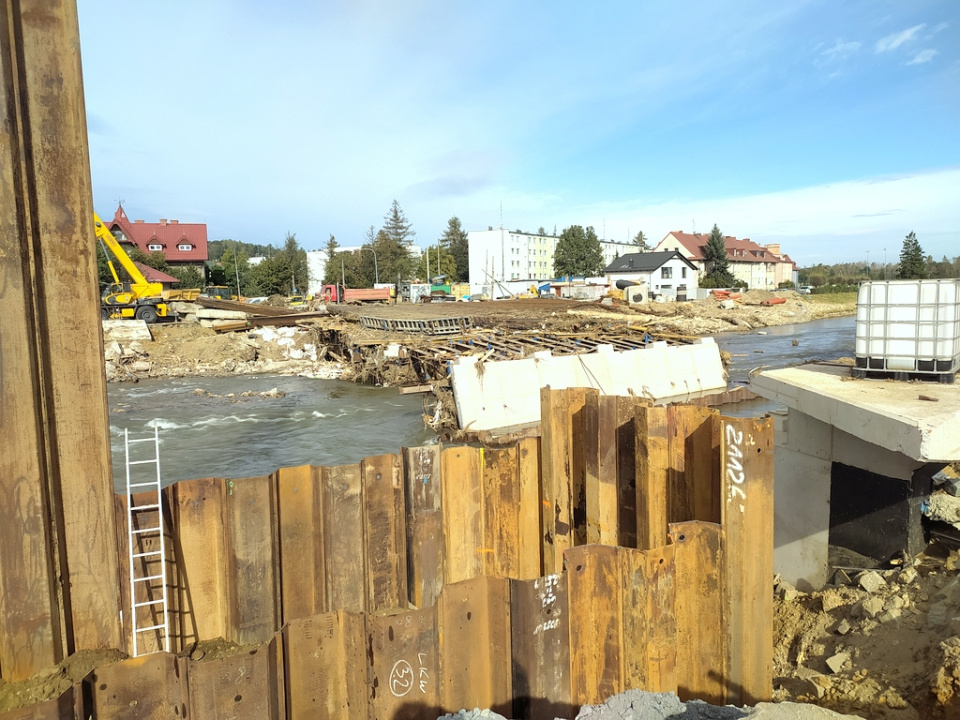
[0,0,121,680]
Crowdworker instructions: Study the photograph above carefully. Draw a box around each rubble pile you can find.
[774,542,960,719]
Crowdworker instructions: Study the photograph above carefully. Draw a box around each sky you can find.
[76,0,959,266]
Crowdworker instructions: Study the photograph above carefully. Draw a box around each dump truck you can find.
[320,284,391,303]
[96,212,171,323]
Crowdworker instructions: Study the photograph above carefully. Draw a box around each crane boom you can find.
[95,212,171,323]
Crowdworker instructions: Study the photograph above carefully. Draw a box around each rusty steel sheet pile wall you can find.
[9,390,771,719]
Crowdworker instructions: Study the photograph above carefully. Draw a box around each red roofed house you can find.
[133,262,180,292]
[107,203,208,269]
[653,231,797,289]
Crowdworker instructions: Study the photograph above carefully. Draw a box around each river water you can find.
[107,315,856,490]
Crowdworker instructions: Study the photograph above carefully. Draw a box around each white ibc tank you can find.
[855,279,960,373]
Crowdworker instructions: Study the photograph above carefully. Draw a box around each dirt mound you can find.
[774,542,960,719]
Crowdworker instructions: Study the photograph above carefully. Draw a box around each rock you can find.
[820,589,847,612]
[831,568,852,586]
[104,340,123,361]
[836,619,852,635]
[879,607,902,623]
[858,570,886,594]
[861,596,884,617]
[899,567,918,585]
[826,651,850,674]
[129,361,151,373]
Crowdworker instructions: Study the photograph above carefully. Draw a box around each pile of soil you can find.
[0,649,125,712]
[774,541,960,719]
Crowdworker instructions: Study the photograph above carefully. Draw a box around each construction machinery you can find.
[95,212,171,322]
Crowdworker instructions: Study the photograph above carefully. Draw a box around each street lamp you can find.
[360,246,379,284]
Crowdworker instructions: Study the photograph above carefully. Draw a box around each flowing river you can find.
[107,315,856,490]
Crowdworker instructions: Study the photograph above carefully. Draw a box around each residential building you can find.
[106,204,208,268]
[133,262,180,292]
[604,250,699,301]
[653,231,797,289]
[467,228,634,297]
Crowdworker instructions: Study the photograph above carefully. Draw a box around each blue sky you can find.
[77,1,959,265]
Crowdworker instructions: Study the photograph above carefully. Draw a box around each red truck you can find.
[321,284,392,303]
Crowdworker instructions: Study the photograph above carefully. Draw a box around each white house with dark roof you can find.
[653,231,797,288]
[604,250,699,301]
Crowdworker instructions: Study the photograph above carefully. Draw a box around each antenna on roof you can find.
[692,219,697,235]
[499,202,503,230]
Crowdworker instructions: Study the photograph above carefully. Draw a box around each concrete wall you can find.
[450,339,726,432]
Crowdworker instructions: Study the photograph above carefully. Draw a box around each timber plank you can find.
[720,416,774,706]
[0,1,121,663]
[564,545,622,706]
[226,475,279,644]
[171,479,228,645]
[669,521,725,704]
[277,464,325,622]
[438,576,512,716]
[540,388,573,574]
[517,438,542,579]
[283,611,366,720]
[440,446,483,584]
[87,653,185,719]
[322,464,366,612]
[187,636,283,719]
[509,574,574,720]
[481,446,521,578]
[620,546,677,694]
[592,396,620,545]
[402,445,444,608]
[635,406,669,550]
[367,607,440,720]
[362,454,408,612]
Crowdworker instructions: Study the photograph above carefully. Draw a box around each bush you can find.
[811,283,858,294]
[778,280,796,289]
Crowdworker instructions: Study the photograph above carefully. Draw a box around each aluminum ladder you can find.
[124,427,170,656]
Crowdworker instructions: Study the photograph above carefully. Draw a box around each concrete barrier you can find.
[450,339,726,432]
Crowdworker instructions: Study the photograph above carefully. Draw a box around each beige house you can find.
[653,231,797,289]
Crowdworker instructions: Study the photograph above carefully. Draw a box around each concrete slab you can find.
[450,341,727,432]
[101,319,153,342]
[751,364,960,462]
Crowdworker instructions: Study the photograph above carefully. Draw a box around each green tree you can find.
[701,224,734,287]
[217,245,254,295]
[553,225,604,278]
[440,216,469,282]
[632,230,651,251]
[897,231,927,279]
[370,228,413,284]
[168,265,204,289]
[383,200,415,246]
[415,244,458,283]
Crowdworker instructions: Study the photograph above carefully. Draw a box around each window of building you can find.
[148,243,162,252]
[178,243,193,252]
[661,267,673,279]
[681,267,687,279]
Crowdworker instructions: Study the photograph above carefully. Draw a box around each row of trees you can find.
[799,233,956,287]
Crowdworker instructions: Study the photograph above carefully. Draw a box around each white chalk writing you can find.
[389,660,414,697]
[725,423,747,508]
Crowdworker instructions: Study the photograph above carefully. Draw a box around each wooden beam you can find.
[402,445,444,609]
[362,454,408,612]
[517,438,542,580]
[440,446,483,584]
[366,607,440,719]
[720,415,774,705]
[669,520,726,705]
[540,388,574,574]
[635,406,670,549]
[481,446,521,578]
[321,464,366,612]
[277,465,325,622]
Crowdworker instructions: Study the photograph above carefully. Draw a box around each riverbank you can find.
[102,292,857,383]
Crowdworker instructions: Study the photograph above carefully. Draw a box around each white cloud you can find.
[908,49,939,65]
[819,38,861,63]
[540,168,960,265]
[875,24,925,53]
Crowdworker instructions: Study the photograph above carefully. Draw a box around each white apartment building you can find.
[467,229,634,297]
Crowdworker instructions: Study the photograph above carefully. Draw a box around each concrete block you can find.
[858,571,886,594]
[101,318,153,341]
[825,652,849,674]
[196,309,248,320]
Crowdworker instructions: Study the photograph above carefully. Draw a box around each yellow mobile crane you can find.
[95,212,171,322]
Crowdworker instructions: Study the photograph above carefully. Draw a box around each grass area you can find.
[802,291,857,304]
